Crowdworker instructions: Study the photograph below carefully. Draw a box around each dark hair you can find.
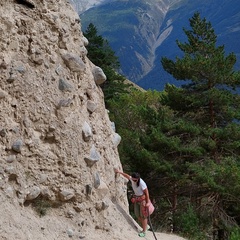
[131,172,140,179]
[131,172,140,187]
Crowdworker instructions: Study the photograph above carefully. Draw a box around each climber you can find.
[115,169,152,237]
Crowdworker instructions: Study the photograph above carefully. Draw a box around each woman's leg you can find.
[134,201,148,237]
[141,217,148,232]
[140,201,148,232]
[138,216,148,237]
[134,202,140,222]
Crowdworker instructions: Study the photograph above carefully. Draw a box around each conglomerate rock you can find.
[0,1,129,239]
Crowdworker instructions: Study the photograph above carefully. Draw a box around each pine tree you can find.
[161,12,240,238]
[161,12,240,162]
[83,23,129,103]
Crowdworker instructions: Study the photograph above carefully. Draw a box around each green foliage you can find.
[160,11,240,238]
[32,198,52,217]
[161,12,240,164]
[162,12,238,88]
[32,197,62,217]
[84,13,240,240]
[83,23,119,70]
[108,90,166,173]
[175,204,206,240]
[83,23,130,104]
[230,228,240,240]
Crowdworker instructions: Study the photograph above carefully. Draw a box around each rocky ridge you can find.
[0,0,128,239]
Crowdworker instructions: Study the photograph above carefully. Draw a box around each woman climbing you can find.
[115,169,152,237]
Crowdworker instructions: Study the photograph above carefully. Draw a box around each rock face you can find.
[0,1,129,239]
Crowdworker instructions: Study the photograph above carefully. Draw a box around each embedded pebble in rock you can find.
[12,139,23,153]
[66,228,74,238]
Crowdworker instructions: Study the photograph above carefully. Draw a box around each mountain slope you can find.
[80,0,240,90]
[70,0,105,13]
[80,0,176,83]
[138,0,240,90]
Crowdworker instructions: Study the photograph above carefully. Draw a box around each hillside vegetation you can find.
[84,13,240,240]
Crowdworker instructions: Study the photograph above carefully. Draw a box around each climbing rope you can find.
[147,208,158,240]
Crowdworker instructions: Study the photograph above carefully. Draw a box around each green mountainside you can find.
[80,0,240,90]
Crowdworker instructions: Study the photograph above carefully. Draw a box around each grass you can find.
[32,198,52,217]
